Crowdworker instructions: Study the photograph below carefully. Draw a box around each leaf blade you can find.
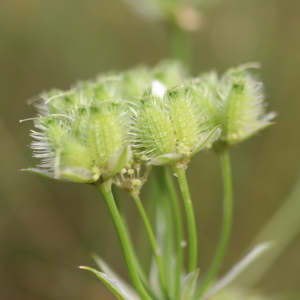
[79,266,138,300]
[92,254,140,299]
[201,242,275,300]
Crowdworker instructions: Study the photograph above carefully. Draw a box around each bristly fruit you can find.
[22,61,274,182]
[193,64,275,152]
[132,86,221,167]
[24,91,132,183]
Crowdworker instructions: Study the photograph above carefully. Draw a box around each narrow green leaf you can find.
[92,254,139,299]
[79,266,139,300]
[20,168,58,180]
[236,177,300,287]
[149,255,164,299]
[181,268,200,300]
[201,242,275,300]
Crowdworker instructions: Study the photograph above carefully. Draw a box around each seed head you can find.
[132,87,221,166]
[22,61,274,185]
[122,60,188,101]
[194,64,275,150]
[25,90,132,183]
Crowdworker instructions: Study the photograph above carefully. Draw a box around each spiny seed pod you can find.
[169,90,204,155]
[23,90,132,183]
[59,139,94,182]
[191,71,220,130]
[34,89,74,116]
[27,115,94,182]
[88,108,126,168]
[75,74,123,103]
[194,64,275,151]
[122,66,153,99]
[132,87,221,167]
[152,60,188,89]
[133,95,176,158]
[120,60,188,104]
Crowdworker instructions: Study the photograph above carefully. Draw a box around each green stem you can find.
[153,167,176,298]
[95,180,152,300]
[169,22,191,66]
[132,193,169,300]
[163,167,184,300]
[117,193,159,300]
[196,151,233,299]
[122,217,160,300]
[174,167,198,273]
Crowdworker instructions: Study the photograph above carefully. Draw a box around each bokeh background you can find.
[1,0,300,299]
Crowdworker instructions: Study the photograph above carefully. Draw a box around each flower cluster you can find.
[22,61,276,300]
[193,64,276,151]
[28,90,131,183]
[23,61,274,192]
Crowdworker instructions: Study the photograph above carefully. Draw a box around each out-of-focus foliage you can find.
[210,288,265,300]
[1,0,300,299]
[122,0,221,30]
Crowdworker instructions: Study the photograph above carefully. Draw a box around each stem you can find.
[116,191,159,300]
[122,218,160,300]
[132,193,169,300]
[153,168,176,298]
[196,151,233,299]
[169,22,191,66]
[174,167,198,273]
[162,167,184,300]
[95,180,152,300]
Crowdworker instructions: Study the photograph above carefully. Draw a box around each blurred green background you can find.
[1,0,300,299]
